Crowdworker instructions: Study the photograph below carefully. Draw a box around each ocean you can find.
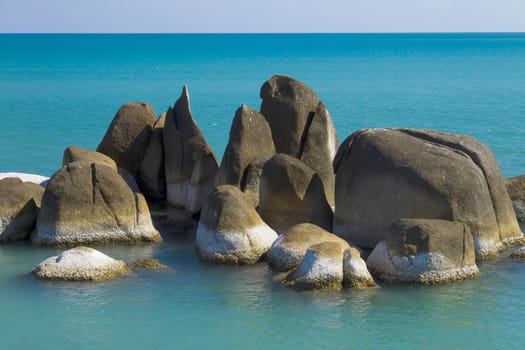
[0,33,524,349]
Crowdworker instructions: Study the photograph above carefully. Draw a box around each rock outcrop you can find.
[137,113,166,200]
[260,75,338,207]
[0,177,44,241]
[97,102,156,172]
[63,146,117,170]
[505,175,525,222]
[196,185,278,264]
[258,154,332,233]
[215,104,275,205]
[163,87,219,214]
[33,161,161,246]
[366,219,479,283]
[333,128,522,258]
[32,246,129,281]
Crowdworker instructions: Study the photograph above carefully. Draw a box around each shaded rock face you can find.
[163,87,219,214]
[32,246,129,281]
[196,185,278,264]
[259,154,333,233]
[63,146,117,171]
[215,104,275,205]
[366,219,479,283]
[505,175,525,223]
[0,178,44,241]
[138,113,166,200]
[333,128,522,258]
[33,162,161,246]
[260,75,338,207]
[97,102,156,173]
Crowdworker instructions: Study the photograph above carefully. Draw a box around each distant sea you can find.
[1,34,525,349]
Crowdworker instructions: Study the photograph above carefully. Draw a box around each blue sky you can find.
[0,0,524,33]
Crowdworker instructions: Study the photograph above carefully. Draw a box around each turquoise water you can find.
[1,34,525,349]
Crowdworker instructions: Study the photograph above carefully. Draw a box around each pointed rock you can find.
[163,87,218,214]
[138,113,167,200]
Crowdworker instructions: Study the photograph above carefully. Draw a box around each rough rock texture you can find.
[130,258,168,269]
[163,87,219,214]
[260,75,338,207]
[241,156,267,207]
[366,219,479,283]
[0,172,49,186]
[333,128,522,258]
[138,113,166,200]
[259,154,332,233]
[505,175,525,222]
[510,245,525,261]
[63,146,117,171]
[196,185,278,264]
[0,177,44,241]
[268,223,350,272]
[97,102,156,172]
[284,241,346,290]
[215,104,275,198]
[343,247,377,288]
[33,162,161,246]
[32,246,129,281]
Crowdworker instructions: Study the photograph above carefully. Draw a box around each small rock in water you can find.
[510,246,525,261]
[130,258,168,269]
[32,246,129,281]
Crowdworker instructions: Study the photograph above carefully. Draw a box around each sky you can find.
[0,0,524,33]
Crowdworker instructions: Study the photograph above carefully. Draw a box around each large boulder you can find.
[63,146,117,171]
[163,87,219,214]
[32,246,129,281]
[137,113,166,200]
[367,219,479,283]
[268,223,350,272]
[260,75,338,207]
[215,104,275,202]
[97,102,156,173]
[258,154,332,233]
[333,128,523,258]
[196,185,278,264]
[0,178,44,241]
[33,162,161,246]
[505,175,525,222]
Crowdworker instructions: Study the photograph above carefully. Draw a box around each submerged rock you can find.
[333,128,522,259]
[97,102,156,173]
[510,245,525,261]
[505,175,525,223]
[0,177,44,242]
[130,258,168,269]
[259,154,332,233]
[196,185,278,264]
[366,219,479,283]
[32,246,129,281]
[62,146,117,171]
[163,87,219,214]
[33,161,161,246]
[260,75,338,207]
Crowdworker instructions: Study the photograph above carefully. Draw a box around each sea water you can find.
[0,34,524,349]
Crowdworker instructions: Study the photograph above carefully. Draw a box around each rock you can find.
[215,104,275,195]
[268,223,350,272]
[0,172,49,186]
[505,175,525,222]
[366,219,479,283]
[137,113,166,200]
[260,75,338,207]
[510,245,525,261]
[32,246,129,281]
[284,241,345,290]
[163,87,219,214]
[240,156,267,207]
[196,185,278,264]
[62,146,117,171]
[333,128,523,258]
[97,102,156,173]
[130,258,168,269]
[258,154,333,233]
[33,161,161,246]
[343,247,376,288]
[0,177,44,241]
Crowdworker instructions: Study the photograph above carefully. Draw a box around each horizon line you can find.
[1,31,525,35]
